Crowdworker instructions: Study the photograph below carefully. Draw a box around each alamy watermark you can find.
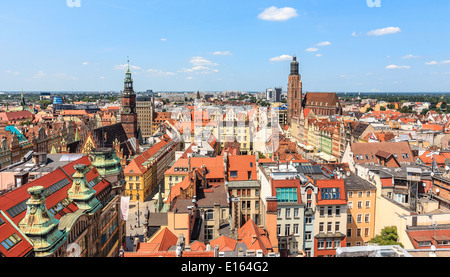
[67,0,81,8]
[367,0,381,8]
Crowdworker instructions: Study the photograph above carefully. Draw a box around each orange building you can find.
[344,174,377,247]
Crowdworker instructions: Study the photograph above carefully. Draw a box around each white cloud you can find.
[340,74,353,79]
[82,62,89,65]
[213,51,232,56]
[402,54,419,59]
[316,54,322,57]
[53,73,79,80]
[5,70,20,75]
[99,76,106,79]
[385,64,411,69]
[180,56,219,74]
[190,56,218,66]
[160,38,167,41]
[258,6,298,21]
[316,41,331,47]
[32,70,46,79]
[269,54,292,62]
[186,76,193,80]
[426,60,450,65]
[367,27,401,36]
[306,47,319,52]
[114,64,141,70]
[146,68,175,76]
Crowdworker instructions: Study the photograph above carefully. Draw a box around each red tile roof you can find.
[0,155,111,257]
[315,179,347,205]
[137,227,178,253]
[209,235,237,252]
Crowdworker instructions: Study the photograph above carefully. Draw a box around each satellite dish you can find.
[436,188,440,193]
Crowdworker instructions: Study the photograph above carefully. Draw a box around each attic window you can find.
[1,233,21,251]
[230,171,238,178]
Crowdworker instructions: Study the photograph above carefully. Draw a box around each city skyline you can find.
[0,0,449,92]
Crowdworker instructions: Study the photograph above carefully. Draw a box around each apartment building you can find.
[344,174,377,247]
[314,179,347,257]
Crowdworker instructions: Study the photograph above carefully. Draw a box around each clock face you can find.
[124,107,131,114]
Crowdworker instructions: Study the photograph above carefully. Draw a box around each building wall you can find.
[313,204,347,257]
[346,188,377,246]
[276,204,305,256]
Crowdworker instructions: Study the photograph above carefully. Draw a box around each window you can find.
[365,214,370,223]
[347,214,352,223]
[336,206,341,216]
[318,240,325,249]
[319,222,324,232]
[230,171,238,178]
[305,231,312,241]
[326,239,333,249]
[293,224,299,235]
[357,228,362,237]
[136,176,140,181]
[348,191,353,198]
[321,188,340,200]
[357,201,363,209]
[357,214,362,223]
[335,222,340,232]
[347,229,352,237]
[285,224,291,236]
[365,201,371,208]
[285,208,291,218]
[418,241,431,247]
[205,226,214,240]
[277,225,281,236]
[366,191,371,197]
[334,239,341,248]
[205,210,214,221]
[364,228,370,237]
[276,188,298,203]
[348,201,353,209]
[305,216,312,224]
[277,209,281,218]
[1,233,21,251]
[358,191,363,197]
[319,206,325,217]
[327,206,333,216]
[327,222,332,232]
[293,208,299,217]
[438,240,450,246]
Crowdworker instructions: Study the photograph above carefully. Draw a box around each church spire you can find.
[124,57,134,92]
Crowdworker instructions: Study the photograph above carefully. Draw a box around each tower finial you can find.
[127,56,131,73]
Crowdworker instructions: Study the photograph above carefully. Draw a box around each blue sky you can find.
[0,0,449,92]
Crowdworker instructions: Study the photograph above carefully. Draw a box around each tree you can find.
[368,226,404,248]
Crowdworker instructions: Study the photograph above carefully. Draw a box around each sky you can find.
[0,0,449,93]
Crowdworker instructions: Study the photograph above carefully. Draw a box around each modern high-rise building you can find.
[266,87,282,103]
[136,96,154,144]
[287,56,302,125]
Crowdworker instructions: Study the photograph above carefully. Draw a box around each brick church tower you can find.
[121,60,138,145]
[287,56,302,125]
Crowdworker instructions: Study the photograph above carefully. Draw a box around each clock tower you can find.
[121,60,138,142]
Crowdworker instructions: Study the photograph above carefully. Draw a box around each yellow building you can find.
[345,174,377,247]
[124,137,179,202]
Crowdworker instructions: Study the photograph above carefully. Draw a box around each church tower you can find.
[121,60,138,142]
[287,56,302,125]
